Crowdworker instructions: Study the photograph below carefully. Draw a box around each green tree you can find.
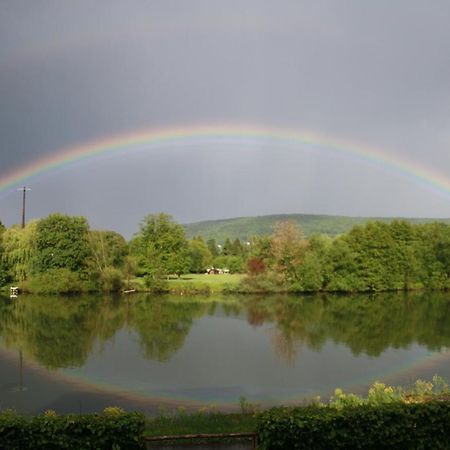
[32,214,91,275]
[189,236,212,273]
[2,221,38,282]
[213,254,245,273]
[130,213,191,280]
[231,238,244,256]
[207,238,220,257]
[87,230,128,291]
[415,223,450,289]
[0,221,9,286]
[87,230,128,271]
[222,238,233,256]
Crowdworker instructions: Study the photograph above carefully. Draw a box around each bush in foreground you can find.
[257,401,450,449]
[0,408,145,450]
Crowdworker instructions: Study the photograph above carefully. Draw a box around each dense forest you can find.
[0,213,448,294]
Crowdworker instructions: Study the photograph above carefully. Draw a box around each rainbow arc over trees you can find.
[1,124,449,198]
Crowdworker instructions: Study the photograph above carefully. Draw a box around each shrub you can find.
[237,273,286,293]
[22,268,84,294]
[99,266,124,292]
[0,410,145,450]
[257,401,450,449]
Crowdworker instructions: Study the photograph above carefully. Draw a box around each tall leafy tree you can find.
[87,230,128,272]
[32,214,91,274]
[2,221,38,282]
[189,236,212,273]
[87,230,128,292]
[270,221,309,282]
[222,238,233,256]
[130,213,191,279]
[231,238,244,256]
[0,221,9,286]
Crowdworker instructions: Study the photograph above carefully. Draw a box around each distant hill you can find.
[183,214,450,243]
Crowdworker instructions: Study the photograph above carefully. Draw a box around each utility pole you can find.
[18,186,31,228]
[16,186,31,393]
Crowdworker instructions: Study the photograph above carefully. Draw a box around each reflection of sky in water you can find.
[60,311,446,404]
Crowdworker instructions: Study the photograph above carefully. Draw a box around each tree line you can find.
[243,220,450,292]
[0,213,249,293]
[0,212,448,293]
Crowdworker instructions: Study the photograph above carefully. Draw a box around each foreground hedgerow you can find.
[0,408,145,450]
[257,401,450,449]
[256,377,450,449]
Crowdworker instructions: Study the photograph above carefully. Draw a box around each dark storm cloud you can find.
[1,0,449,235]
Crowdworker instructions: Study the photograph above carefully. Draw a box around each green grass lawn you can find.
[167,273,244,293]
[145,411,257,437]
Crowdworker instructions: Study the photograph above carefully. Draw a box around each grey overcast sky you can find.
[1,0,449,237]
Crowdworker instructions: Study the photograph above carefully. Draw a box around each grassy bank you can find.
[145,411,257,437]
[167,273,244,293]
[143,377,450,439]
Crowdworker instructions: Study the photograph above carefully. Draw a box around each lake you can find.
[0,292,449,415]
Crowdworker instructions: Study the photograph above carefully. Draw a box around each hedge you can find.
[0,409,145,450]
[257,401,450,449]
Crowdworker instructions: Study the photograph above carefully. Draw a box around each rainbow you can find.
[3,340,449,410]
[1,124,450,198]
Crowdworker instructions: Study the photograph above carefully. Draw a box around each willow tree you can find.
[2,221,38,282]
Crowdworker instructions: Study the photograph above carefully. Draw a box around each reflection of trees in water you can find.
[0,295,128,368]
[127,296,209,361]
[0,295,209,368]
[243,292,450,362]
[270,329,303,366]
[0,292,449,369]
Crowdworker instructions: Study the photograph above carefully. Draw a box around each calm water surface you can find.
[0,292,449,414]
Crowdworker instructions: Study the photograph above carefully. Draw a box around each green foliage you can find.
[23,268,84,295]
[130,213,191,278]
[167,273,244,294]
[0,237,9,287]
[213,255,245,273]
[244,220,450,293]
[146,411,257,437]
[325,377,450,409]
[257,401,450,449]
[89,230,128,268]
[32,214,91,275]
[206,238,220,257]
[237,273,286,293]
[98,266,124,293]
[189,236,212,273]
[1,222,38,282]
[0,409,145,450]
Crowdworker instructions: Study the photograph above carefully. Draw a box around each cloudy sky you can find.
[1,0,449,237]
